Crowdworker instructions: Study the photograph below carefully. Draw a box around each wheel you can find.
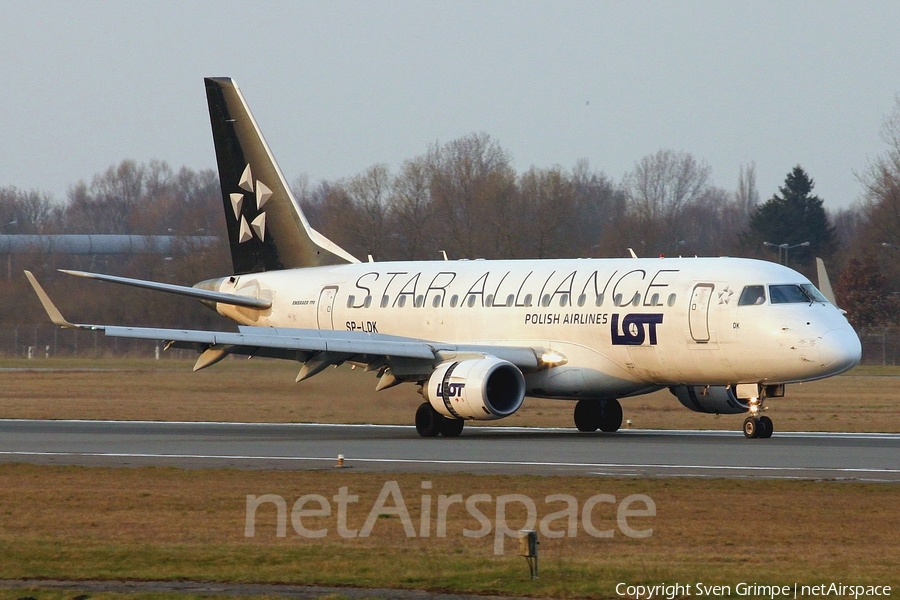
[758,415,773,439]
[743,416,759,439]
[599,398,623,432]
[415,402,443,437]
[574,399,600,432]
[440,417,465,437]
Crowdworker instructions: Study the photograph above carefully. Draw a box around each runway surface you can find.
[1,419,898,481]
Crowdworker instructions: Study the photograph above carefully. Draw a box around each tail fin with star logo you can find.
[204,78,359,274]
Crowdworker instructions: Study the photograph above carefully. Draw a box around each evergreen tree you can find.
[747,166,836,267]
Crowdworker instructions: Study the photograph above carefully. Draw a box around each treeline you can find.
[3,99,900,333]
[296,136,754,263]
[0,161,231,329]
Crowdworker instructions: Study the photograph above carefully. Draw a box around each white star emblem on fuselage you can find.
[232,164,271,243]
[718,286,734,305]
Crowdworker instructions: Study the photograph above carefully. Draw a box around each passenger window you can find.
[466,295,477,307]
[415,295,424,308]
[450,294,459,308]
[667,293,676,307]
[523,294,533,307]
[346,295,355,308]
[559,294,569,307]
[364,295,372,308]
[595,294,604,307]
[432,295,441,308]
[506,294,514,307]
[739,285,766,306]
[650,293,660,306]
[397,295,407,308]
[380,295,389,308]
[577,294,586,307]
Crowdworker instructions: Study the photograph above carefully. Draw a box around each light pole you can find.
[763,242,784,264]
[763,241,809,266]
[783,241,810,267]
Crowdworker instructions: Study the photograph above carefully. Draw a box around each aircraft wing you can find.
[25,271,543,384]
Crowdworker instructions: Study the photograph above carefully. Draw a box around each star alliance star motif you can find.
[718,286,734,305]
[231,164,271,243]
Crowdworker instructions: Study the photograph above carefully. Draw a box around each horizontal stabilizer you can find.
[59,269,272,309]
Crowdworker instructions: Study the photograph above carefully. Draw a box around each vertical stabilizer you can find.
[816,257,837,306]
[205,77,358,273]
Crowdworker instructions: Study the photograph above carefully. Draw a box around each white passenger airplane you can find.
[26,77,862,439]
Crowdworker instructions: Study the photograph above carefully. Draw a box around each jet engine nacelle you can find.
[426,357,526,420]
[669,385,750,415]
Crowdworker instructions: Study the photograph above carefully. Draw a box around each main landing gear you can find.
[742,397,773,439]
[415,402,465,437]
[574,398,623,432]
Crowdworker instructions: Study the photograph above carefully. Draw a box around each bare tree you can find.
[518,166,577,258]
[736,161,760,216]
[390,157,433,260]
[623,149,711,223]
[570,160,626,257]
[426,132,515,258]
[344,164,392,259]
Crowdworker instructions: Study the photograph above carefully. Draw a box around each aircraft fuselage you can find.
[203,256,861,400]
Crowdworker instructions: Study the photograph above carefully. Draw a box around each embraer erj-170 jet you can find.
[26,78,862,439]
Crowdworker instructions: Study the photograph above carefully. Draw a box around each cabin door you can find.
[689,283,714,343]
[317,286,338,330]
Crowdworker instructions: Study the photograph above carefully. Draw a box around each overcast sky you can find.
[2,1,899,211]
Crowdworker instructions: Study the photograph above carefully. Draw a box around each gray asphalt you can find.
[1,419,898,481]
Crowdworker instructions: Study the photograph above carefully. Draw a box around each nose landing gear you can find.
[742,397,773,439]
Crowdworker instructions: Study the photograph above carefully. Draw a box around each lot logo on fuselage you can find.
[611,313,664,346]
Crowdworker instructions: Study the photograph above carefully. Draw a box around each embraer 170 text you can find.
[26,78,862,439]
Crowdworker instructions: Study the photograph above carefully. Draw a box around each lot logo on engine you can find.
[437,382,465,398]
[611,313,664,346]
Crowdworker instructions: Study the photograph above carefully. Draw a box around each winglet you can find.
[24,270,80,328]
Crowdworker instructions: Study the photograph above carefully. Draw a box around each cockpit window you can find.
[739,285,767,306]
[800,284,829,303]
[769,284,820,304]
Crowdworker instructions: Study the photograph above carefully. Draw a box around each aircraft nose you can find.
[818,328,862,375]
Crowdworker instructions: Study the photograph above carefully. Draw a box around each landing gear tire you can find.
[574,400,601,432]
[758,415,773,439]
[440,417,465,437]
[415,402,442,437]
[599,398,623,432]
[743,416,759,439]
